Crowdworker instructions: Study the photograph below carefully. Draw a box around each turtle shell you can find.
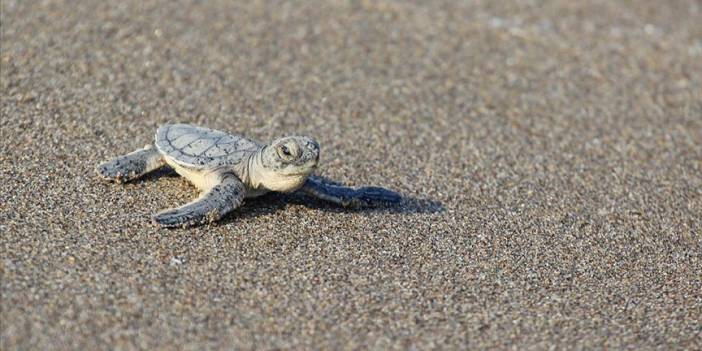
[155,123,261,168]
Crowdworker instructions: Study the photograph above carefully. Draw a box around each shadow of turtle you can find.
[109,168,444,225]
[216,182,444,226]
[139,167,180,181]
[283,192,444,214]
[217,191,443,226]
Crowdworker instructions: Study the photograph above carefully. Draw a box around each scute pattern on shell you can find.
[155,124,261,168]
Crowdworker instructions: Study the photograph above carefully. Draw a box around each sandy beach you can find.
[2,0,701,349]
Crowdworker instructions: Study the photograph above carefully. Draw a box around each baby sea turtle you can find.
[96,123,400,228]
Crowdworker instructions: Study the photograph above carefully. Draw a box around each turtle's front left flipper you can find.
[153,174,245,228]
[300,176,401,208]
[96,144,165,183]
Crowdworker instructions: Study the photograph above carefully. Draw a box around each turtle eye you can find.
[278,144,293,159]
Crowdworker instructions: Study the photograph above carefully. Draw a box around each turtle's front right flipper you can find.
[96,144,165,183]
[300,176,401,208]
[152,174,245,228]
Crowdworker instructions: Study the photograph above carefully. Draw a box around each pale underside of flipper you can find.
[152,173,246,228]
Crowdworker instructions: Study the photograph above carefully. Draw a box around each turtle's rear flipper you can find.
[152,174,245,228]
[96,145,165,183]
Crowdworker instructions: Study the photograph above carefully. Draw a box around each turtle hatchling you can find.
[96,123,401,228]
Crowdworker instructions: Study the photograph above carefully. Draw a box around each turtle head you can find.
[258,136,320,192]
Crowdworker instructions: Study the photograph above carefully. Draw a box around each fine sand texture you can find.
[2,0,701,349]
